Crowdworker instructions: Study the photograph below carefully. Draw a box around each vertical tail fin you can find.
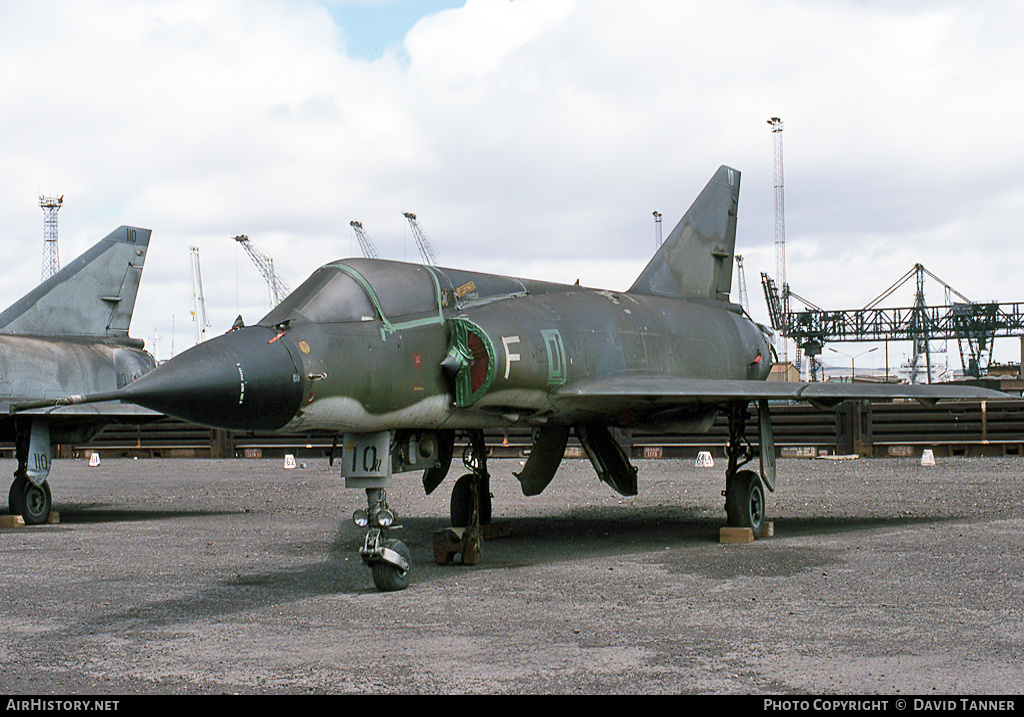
[0,226,151,339]
[628,166,740,302]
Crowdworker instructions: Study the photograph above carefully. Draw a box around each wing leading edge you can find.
[552,375,1007,414]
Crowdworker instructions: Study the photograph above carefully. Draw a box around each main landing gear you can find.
[442,430,495,565]
[8,419,53,526]
[723,403,770,539]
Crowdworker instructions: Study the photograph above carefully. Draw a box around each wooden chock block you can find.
[720,527,754,544]
[1,515,26,528]
[762,521,774,538]
[45,511,60,525]
[432,521,511,565]
[433,527,466,565]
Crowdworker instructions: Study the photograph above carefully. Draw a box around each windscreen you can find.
[260,267,376,326]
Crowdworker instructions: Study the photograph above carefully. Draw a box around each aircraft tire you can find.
[13,478,51,526]
[725,469,765,539]
[450,474,491,527]
[9,477,25,516]
[371,540,411,592]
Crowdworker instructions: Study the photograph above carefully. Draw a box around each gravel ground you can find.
[1,455,1023,695]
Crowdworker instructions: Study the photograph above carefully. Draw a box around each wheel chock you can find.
[719,527,754,544]
[719,521,773,543]
[1,512,59,528]
[433,522,511,565]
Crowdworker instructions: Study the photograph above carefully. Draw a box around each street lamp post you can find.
[828,346,878,382]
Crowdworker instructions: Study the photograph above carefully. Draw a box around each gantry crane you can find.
[762,264,1024,380]
[233,234,290,306]
[402,212,441,266]
[349,221,380,259]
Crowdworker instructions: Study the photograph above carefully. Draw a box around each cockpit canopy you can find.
[259,258,534,327]
[260,260,439,326]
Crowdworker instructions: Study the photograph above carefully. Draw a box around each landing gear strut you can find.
[8,419,53,525]
[450,430,491,527]
[433,430,511,566]
[723,403,767,539]
[354,487,410,592]
[448,430,489,564]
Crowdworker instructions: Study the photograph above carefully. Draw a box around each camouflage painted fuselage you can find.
[273,260,772,434]
[111,255,770,437]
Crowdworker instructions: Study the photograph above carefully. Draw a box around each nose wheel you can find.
[369,538,411,592]
[354,488,411,592]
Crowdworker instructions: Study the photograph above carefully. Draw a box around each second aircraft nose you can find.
[119,327,304,431]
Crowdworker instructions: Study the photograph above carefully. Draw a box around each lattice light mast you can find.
[768,117,788,364]
[653,211,662,249]
[40,195,63,281]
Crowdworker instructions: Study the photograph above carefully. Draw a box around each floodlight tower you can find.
[653,211,663,249]
[39,195,63,280]
[768,116,788,364]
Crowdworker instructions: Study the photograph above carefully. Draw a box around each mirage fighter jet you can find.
[40,168,1004,590]
[4,226,157,524]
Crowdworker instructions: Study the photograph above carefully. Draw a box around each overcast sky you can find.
[2,0,1022,371]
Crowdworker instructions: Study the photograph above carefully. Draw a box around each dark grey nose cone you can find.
[121,327,303,431]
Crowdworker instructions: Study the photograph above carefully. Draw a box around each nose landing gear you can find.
[354,488,411,592]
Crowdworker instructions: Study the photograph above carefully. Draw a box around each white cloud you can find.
[1,0,1022,366]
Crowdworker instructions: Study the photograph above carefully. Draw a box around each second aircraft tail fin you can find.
[0,226,152,340]
[628,166,740,303]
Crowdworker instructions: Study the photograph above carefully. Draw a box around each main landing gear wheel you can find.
[9,477,24,517]
[9,476,51,525]
[725,469,765,539]
[371,539,412,592]
[450,474,492,527]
